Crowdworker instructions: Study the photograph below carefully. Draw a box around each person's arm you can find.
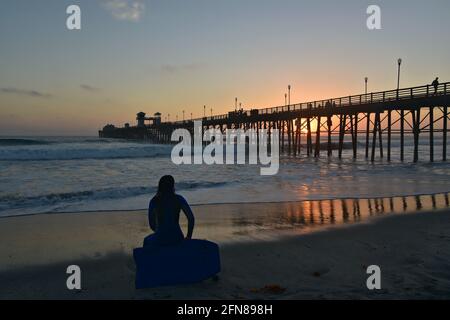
[178,195,195,239]
[148,199,157,231]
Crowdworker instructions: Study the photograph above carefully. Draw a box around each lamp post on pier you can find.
[365,77,368,102]
[288,85,291,110]
[397,58,404,160]
[288,85,291,105]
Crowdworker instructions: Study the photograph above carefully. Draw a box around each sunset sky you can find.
[1,0,449,135]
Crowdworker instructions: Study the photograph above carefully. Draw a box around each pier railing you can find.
[171,82,449,124]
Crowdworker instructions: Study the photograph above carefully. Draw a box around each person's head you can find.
[436,77,439,80]
[157,175,175,196]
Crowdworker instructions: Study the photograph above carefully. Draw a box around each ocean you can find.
[1,136,450,218]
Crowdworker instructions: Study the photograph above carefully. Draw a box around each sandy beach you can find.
[1,200,450,300]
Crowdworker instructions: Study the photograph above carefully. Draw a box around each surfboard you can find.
[133,239,221,289]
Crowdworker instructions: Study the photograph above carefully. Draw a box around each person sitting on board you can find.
[134,175,220,288]
[144,175,195,247]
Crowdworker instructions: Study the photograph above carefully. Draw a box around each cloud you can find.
[101,0,145,22]
[160,63,205,74]
[0,88,52,98]
[80,84,101,92]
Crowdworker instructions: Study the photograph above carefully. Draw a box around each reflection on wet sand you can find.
[285,193,449,228]
[192,192,450,243]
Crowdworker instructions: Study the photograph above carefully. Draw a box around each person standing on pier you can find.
[432,77,439,94]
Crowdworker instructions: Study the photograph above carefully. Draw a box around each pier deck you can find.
[100,82,450,162]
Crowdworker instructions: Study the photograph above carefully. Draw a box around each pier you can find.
[100,82,450,162]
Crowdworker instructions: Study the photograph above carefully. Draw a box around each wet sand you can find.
[0,200,450,299]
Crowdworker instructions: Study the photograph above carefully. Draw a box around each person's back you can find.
[145,176,195,246]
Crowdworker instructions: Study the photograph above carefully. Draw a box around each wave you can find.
[0,144,172,161]
[80,139,112,144]
[0,138,51,146]
[0,181,231,211]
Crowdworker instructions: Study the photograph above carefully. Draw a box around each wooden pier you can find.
[100,82,450,162]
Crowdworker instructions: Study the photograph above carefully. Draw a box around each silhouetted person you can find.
[432,77,439,94]
[144,175,195,246]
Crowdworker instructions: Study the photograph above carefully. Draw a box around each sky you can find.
[0,0,449,136]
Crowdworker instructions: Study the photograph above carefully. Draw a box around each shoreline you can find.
[0,208,449,299]
[1,190,449,220]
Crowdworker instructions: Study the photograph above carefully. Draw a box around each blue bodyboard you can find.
[133,239,221,289]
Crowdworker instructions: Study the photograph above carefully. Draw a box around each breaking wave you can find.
[0,144,172,161]
[0,139,51,146]
[0,181,231,213]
